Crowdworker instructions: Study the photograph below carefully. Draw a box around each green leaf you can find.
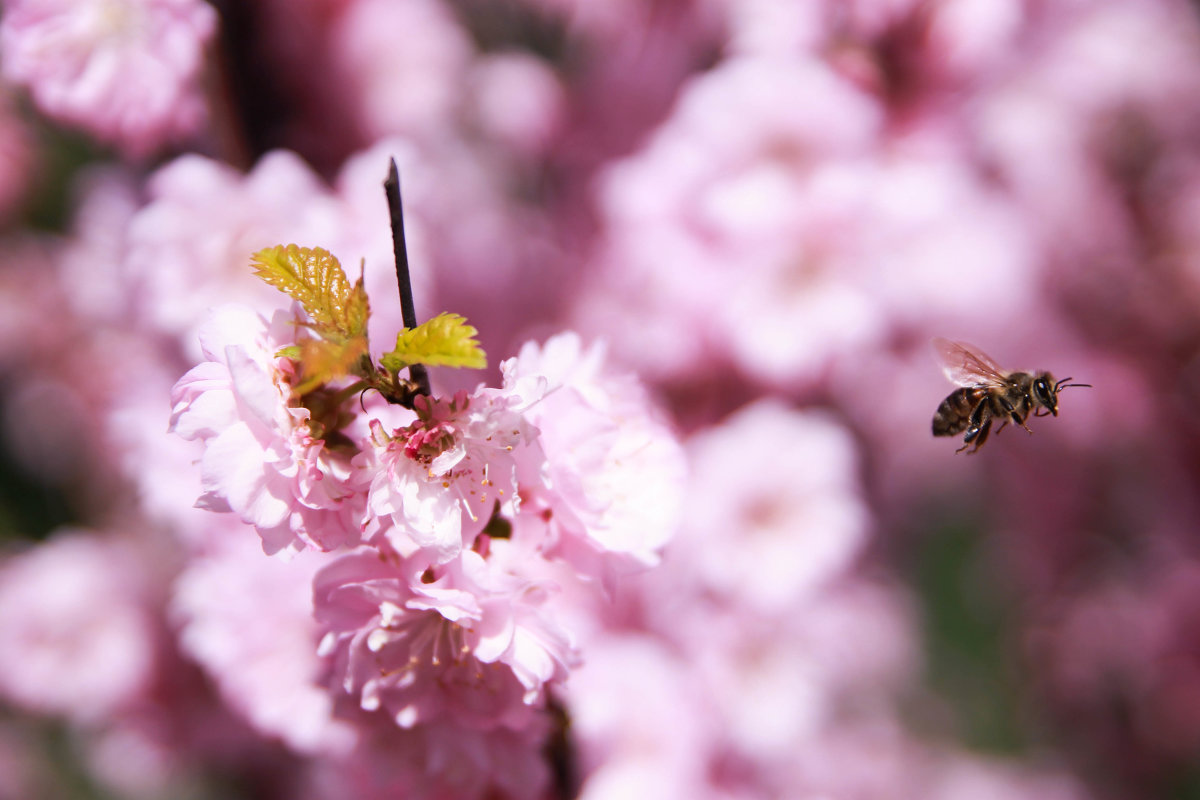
[291,336,370,396]
[381,312,487,372]
[251,245,370,341]
[251,245,373,396]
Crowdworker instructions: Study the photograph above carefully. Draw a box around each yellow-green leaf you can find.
[381,312,487,372]
[251,245,370,341]
[290,336,370,396]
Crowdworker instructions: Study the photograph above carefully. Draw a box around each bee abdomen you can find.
[932,388,979,436]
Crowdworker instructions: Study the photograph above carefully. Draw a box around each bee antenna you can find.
[1054,377,1091,390]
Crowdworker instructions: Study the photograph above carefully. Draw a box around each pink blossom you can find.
[570,583,1080,800]
[716,1,826,58]
[502,332,686,586]
[0,531,157,724]
[766,721,1091,800]
[120,144,427,355]
[123,152,331,348]
[971,1,1200,266]
[576,49,1047,390]
[569,633,717,800]
[574,55,887,384]
[301,713,553,800]
[508,0,723,169]
[713,0,1023,86]
[921,0,1026,81]
[363,387,541,563]
[58,167,142,325]
[171,533,356,755]
[467,52,566,157]
[0,0,216,157]
[329,0,473,142]
[169,305,365,555]
[1025,1,1200,125]
[925,758,1092,800]
[684,582,918,767]
[1029,557,1200,763]
[99,331,219,538]
[677,400,869,612]
[314,546,576,731]
[846,140,1039,329]
[570,569,1084,800]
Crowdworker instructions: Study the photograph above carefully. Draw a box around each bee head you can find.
[1032,372,1059,415]
[1038,373,1092,417]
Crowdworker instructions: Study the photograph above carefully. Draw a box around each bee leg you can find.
[1013,397,1036,432]
[993,419,1008,437]
[959,417,993,454]
[972,418,994,452]
[955,425,978,453]
[957,403,992,453]
[958,427,980,453]
[964,395,989,436]
[993,395,1027,434]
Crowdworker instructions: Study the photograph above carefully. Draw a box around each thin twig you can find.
[384,158,431,397]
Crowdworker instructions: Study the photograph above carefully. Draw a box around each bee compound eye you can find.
[1036,379,1058,410]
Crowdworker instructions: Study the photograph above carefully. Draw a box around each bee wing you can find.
[932,337,1010,387]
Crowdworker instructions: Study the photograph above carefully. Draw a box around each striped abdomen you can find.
[932,387,984,436]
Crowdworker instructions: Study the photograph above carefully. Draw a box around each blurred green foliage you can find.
[909,516,1030,755]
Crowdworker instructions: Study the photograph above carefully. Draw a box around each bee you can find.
[931,338,1090,454]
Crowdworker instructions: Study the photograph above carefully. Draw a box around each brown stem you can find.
[384,158,432,398]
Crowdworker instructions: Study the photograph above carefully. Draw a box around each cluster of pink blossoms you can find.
[169,295,684,770]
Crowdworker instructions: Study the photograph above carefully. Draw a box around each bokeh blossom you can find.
[0,531,157,724]
[0,0,217,157]
[171,533,356,755]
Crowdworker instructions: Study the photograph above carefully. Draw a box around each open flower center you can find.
[368,605,472,674]
[400,421,459,465]
[395,391,473,467]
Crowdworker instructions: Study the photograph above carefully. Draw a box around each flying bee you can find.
[931,338,1090,454]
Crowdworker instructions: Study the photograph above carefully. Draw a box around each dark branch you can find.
[384,158,431,398]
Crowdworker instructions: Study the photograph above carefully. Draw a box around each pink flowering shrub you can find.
[161,240,684,795]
